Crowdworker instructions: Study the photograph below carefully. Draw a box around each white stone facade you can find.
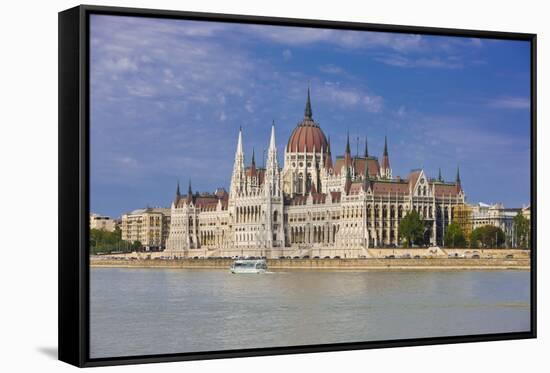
[165,94,466,258]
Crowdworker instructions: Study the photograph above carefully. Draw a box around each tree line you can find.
[398,210,530,249]
[89,227,142,255]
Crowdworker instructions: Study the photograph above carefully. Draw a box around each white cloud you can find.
[375,54,463,69]
[319,64,344,74]
[397,106,406,117]
[251,25,426,52]
[487,97,530,109]
[282,49,292,61]
[245,100,254,113]
[318,82,383,112]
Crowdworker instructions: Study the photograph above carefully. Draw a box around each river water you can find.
[90,268,530,358]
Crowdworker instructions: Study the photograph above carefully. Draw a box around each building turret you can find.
[265,121,280,197]
[174,180,181,205]
[187,179,193,204]
[230,127,245,197]
[325,136,333,170]
[305,86,313,119]
[250,147,256,176]
[381,136,392,179]
[344,132,352,169]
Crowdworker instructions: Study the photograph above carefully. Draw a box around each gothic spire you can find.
[456,166,461,184]
[174,180,181,205]
[364,136,369,158]
[251,147,256,167]
[438,168,443,182]
[345,132,351,154]
[187,179,193,203]
[304,86,313,119]
[236,126,243,155]
[269,120,276,150]
[384,135,388,156]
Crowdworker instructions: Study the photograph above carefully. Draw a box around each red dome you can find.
[287,118,328,153]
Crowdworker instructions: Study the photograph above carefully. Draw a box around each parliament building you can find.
[165,90,465,258]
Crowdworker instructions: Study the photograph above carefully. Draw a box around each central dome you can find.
[286,88,329,153]
[287,118,328,153]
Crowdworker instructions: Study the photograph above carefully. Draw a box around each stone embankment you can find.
[91,256,530,270]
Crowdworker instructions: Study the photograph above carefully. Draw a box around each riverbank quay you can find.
[90,257,530,270]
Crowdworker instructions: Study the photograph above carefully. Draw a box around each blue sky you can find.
[90,15,531,218]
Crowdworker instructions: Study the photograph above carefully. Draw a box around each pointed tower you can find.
[186,179,193,204]
[251,147,256,175]
[364,136,369,158]
[344,132,352,169]
[381,136,392,179]
[265,121,280,197]
[305,86,313,119]
[174,180,181,206]
[438,168,443,182]
[325,135,333,170]
[363,161,371,191]
[456,166,462,191]
[230,127,245,197]
[344,166,352,195]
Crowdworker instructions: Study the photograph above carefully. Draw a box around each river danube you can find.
[90,268,530,358]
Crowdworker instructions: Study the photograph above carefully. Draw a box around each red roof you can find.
[371,181,409,195]
[287,118,328,153]
[434,183,460,197]
[408,170,421,188]
[333,157,380,176]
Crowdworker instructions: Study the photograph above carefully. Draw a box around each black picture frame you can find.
[58,4,537,368]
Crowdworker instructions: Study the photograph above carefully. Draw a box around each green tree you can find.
[513,213,530,248]
[89,227,128,255]
[398,210,425,247]
[444,222,467,248]
[470,225,505,248]
[132,240,143,251]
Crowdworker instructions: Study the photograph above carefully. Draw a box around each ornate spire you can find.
[174,180,181,205]
[364,136,369,158]
[236,126,243,155]
[269,120,276,150]
[456,166,461,184]
[363,162,370,191]
[438,168,443,182]
[381,136,391,179]
[325,135,333,169]
[344,131,352,168]
[187,179,193,203]
[344,166,352,195]
[304,86,313,119]
[251,147,256,167]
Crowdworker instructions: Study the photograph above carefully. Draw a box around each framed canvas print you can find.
[58,5,536,367]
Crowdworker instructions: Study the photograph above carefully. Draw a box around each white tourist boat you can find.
[230,259,268,274]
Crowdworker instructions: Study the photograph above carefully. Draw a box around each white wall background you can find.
[0,0,546,371]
